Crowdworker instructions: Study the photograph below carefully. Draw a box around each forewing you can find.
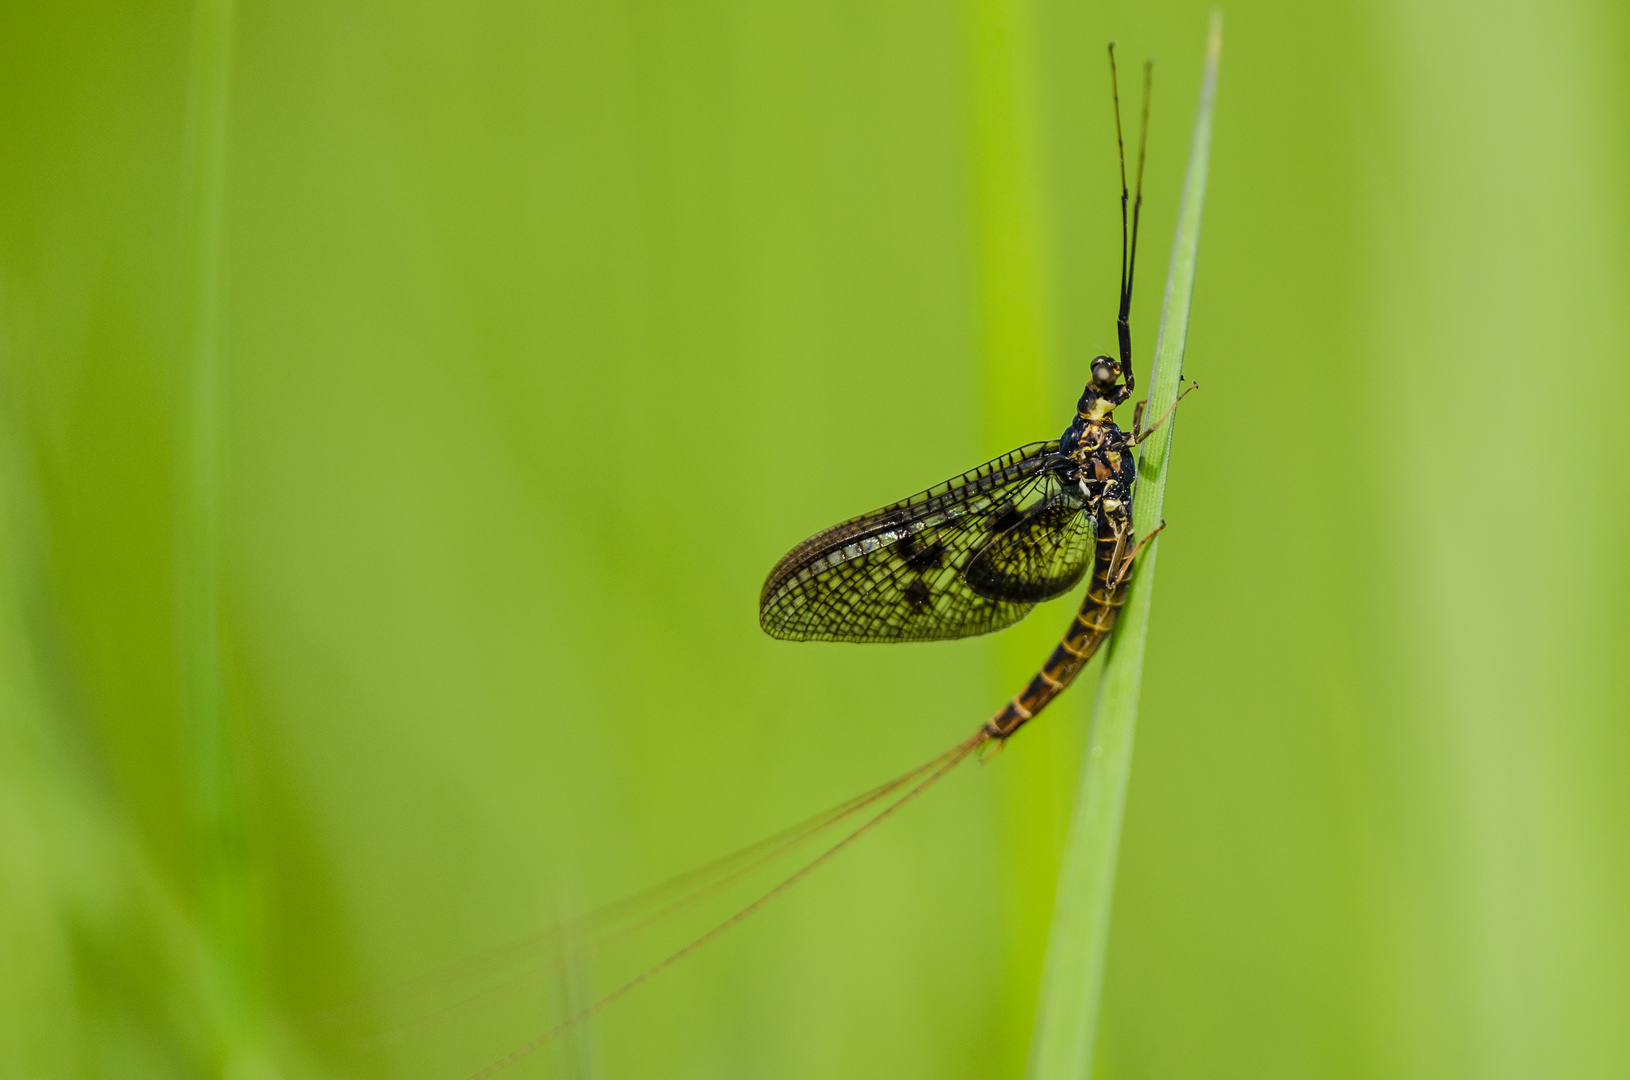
[759,442,1091,643]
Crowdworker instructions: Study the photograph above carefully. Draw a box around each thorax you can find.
[1060,413,1133,503]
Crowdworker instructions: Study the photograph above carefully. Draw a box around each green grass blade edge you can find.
[179,0,268,1067]
[1024,15,1222,1080]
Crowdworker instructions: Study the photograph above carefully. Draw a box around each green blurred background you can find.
[3,0,1628,1077]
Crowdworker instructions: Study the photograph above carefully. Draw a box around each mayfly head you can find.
[1090,355,1123,393]
[1074,354,1128,420]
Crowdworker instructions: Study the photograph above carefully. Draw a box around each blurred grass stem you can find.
[1025,16,1221,1079]
[180,0,263,1068]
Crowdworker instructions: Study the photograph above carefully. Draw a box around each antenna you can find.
[1107,45,1152,381]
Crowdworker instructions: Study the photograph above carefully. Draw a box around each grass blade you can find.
[179,0,266,1068]
[1025,15,1222,1079]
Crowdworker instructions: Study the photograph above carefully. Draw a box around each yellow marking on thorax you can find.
[1079,398,1117,423]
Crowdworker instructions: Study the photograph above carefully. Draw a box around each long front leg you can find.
[1131,380,1199,444]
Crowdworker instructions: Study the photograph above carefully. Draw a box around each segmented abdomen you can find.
[982,513,1133,741]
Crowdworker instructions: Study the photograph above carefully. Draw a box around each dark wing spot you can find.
[905,537,946,571]
[985,503,1024,536]
[894,532,946,571]
[903,579,933,611]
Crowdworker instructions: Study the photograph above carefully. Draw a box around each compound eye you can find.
[1091,359,1117,385]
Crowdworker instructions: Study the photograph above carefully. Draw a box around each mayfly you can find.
[762,47,1187,745]
[442,43,1190,1080]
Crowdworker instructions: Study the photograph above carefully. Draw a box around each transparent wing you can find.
[759,442,1094,643]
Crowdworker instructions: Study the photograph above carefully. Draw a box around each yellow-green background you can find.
[3,0,1627,1078]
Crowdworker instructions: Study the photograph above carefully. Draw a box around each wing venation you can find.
[759,442,1093,643]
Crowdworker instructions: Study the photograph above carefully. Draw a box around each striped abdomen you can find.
[982,513,1134,741]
